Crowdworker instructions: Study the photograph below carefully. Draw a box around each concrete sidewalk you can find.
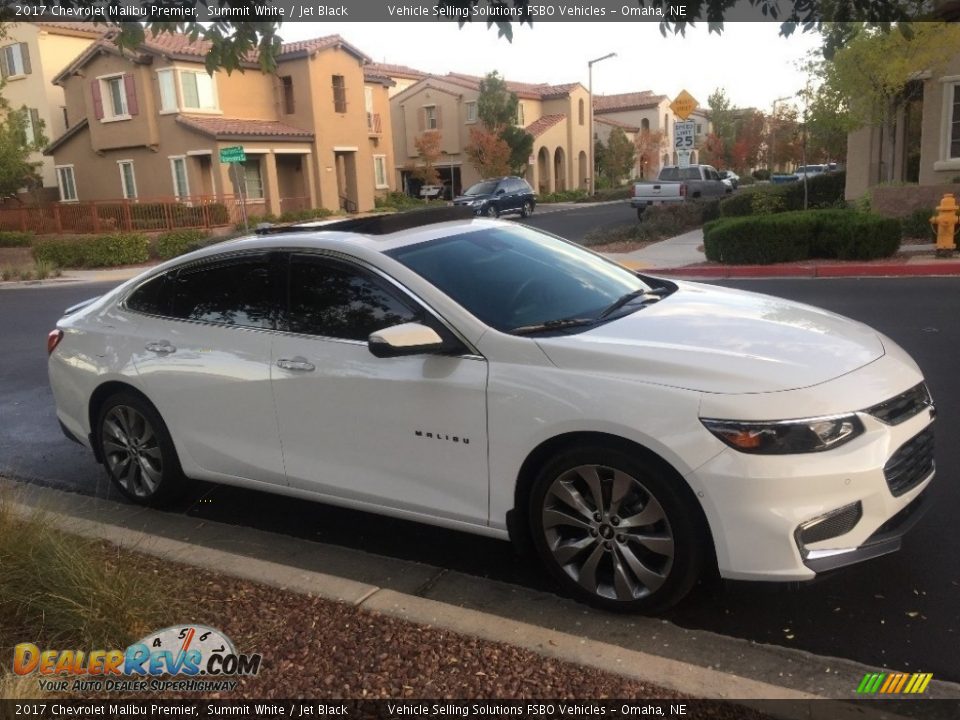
[606,227,707,269]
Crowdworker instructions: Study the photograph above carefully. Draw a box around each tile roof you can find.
[593,91,667,112]
[366,62,428,80]
[32,21,108,38]
[441,73,583,100]
[525,114,566,138]
[595,116,640,133]
[176,116,314,140]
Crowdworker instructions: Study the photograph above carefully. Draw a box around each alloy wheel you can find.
[486,205,498,218]
[541,464,674,601]
[102,405,163,498]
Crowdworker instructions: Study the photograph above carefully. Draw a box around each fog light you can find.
[795,501,863,553]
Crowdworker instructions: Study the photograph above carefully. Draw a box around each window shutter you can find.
[29,108,39,141]
[20,43,31,75]
[435,106,443,130]
[417,108,425,132]
[0,49,8,79]
[91,80,104,120]
[124,74,139,116]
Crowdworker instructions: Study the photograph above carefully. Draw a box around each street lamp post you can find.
[769,95,791,173]
[588,52,616,197]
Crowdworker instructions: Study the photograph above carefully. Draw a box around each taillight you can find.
[47,329,63,355]
[633,184,639,197]
[680,184,687,197]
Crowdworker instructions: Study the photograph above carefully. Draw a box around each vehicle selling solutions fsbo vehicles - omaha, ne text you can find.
[48,207,935,611]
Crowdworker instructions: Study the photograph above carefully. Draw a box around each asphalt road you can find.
[2,270,958,682]
[523,200,636,241]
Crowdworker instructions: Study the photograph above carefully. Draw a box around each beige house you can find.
[846,52,960,204]
[46,33,395,215]
[367,62,427,98]
[390,73,592,195]
[0,22,102,203]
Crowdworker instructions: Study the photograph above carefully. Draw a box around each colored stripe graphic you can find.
[857,672,932,694]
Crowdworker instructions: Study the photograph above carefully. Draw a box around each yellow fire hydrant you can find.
[931,193,960,257]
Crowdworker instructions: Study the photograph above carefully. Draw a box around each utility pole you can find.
[588,52,616,196]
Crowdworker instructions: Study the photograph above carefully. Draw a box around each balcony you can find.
[367,112,382,135]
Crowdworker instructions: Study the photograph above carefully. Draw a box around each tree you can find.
[706,88,735,167]
[730,110,766,171]
[699,133,727,169]
[0,88,48,201]
[798,78,854,163]
[409,131,442,186]
[466,71,534,177]
[634,130,666,179]
[768,104,803,170]
[465,127,511,179]
[598,128,636,186]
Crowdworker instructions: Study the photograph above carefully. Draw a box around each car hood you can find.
[535,281,885,393]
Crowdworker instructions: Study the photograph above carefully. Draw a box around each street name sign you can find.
[219,146,246,164]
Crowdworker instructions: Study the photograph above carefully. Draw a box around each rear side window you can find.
[286,255,418,341]
[169,255,276,329]
[126,274,171,316]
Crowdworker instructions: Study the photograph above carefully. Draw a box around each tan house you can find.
[0,22,102,202]
[46,33,395,215]
[367,62,428,98]
[845,52,960,206]
[390,73,592,195]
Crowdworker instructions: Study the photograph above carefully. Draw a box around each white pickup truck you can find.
[631,165,730,218]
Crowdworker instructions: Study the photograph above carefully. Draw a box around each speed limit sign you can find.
[674,121,696,150]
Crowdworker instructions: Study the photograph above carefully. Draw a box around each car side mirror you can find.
[496,188,506,195]
[368,322,446,358]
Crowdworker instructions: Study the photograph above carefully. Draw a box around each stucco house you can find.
[390,72,591,196]
[45,32,395,216]
[0,22,102,203]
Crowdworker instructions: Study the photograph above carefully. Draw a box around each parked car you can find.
[49,208,935,612]
[419,182,452,200]
[771,165,830,184]
[719,170,739,190]
[631,165,730,219]
[453,177,536,218]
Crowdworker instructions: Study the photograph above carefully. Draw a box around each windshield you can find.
[659,167,701,181]
[387,226,651,333]
[463,181,499,196]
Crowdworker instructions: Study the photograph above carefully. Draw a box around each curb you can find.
[649,262,960,279]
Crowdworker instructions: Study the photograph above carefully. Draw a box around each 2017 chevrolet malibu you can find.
[48,208,935,612]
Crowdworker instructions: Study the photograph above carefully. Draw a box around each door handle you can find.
[145,341,176,355]
[276,357,315,372]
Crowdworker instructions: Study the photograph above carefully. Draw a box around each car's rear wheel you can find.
[521,201,534,218]
[485,204,499,218]
[97,392,186,506]
[529,446,705,612]
[636,208,645,220]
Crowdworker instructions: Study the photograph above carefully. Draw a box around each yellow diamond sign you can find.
[670,90,698,120]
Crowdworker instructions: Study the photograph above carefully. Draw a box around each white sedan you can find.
[48,208,935,611]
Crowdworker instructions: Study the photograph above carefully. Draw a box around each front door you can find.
[270,253,489,524]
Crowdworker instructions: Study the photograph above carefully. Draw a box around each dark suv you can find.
[453,177,536,218]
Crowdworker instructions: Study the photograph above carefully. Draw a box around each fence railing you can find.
[367,112,382,134]
[0,195,266,235]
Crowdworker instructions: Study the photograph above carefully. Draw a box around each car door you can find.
[270,252,490,524]
[130,252,286,485]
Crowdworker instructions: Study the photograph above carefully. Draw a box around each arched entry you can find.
[554,147,566,192]
[537,147,551,193]
[578,151,587,190]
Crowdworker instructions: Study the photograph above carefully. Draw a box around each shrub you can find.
[900,208,934,240]
[540,189,588,203]
[0,231,33,247]
[32,233,150,268]
[750,191,787,215]
[155,229,209,260]
[704,210,900,264]
[584,187,633,202]
[752,169,771,181]
[720,172,847,218]
[376,192,427,210]
[277,207,334,223]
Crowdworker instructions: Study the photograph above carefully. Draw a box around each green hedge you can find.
[155,229,209,260]
[540,189,588,203]
[900,208,934,240]
[720,172,846,218]
[32,233,150,268]
[703,210,900,264]
[0,231,34,247]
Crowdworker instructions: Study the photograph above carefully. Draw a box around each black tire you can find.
[529,445,706,613]
[485,204,499,218]
[96,392,187,506]
[636,208,646,220]
[521,201,534,218]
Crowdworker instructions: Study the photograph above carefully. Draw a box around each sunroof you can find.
[255,206,475,236]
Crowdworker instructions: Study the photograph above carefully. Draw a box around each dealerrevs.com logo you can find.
[13,624,262,693]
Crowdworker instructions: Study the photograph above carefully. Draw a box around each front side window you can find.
[56,166,77,202]
[388,225,650,333]
[170,157,189,199]
[118,160,137,199]
[181,71,217,110]
[158,69,177,112]
[170,256,275,328]
[286,255,418,341]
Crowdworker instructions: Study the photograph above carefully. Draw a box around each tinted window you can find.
[286,255,418,341]
[169,255,276,329]
[464,181,498,196]
[126,273,171,316]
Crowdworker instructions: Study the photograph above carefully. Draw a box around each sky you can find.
[279,21,823,112]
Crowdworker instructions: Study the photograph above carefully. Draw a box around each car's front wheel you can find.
[529,446,705,612]
[97,392,186,506]
[485,204,499,218]
[521,201,534,218]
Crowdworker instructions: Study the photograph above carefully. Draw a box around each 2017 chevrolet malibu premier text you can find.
[48,208,935,612]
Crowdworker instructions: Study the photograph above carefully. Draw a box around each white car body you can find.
[49,215,934,606]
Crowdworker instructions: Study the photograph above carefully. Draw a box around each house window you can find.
[231,159,264,200]
[517,103,525,125]
[170,156,189,199]
[424,105,438,130]
[181,70,217,111]
[332,75,347,113]
[373,155,388,189]
[696,123,703,134]
[578,99,584,125]
[56,166,77,202]
[282,76,295,114]
[118,160,137,199]
[23,108,40,146]
[103,75,128,119]
[465,102,477,123]
[0,43,29,78]
[62,106,69,130]
[158,69,177,112]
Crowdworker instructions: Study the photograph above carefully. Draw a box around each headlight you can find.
[700,414,865,454]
